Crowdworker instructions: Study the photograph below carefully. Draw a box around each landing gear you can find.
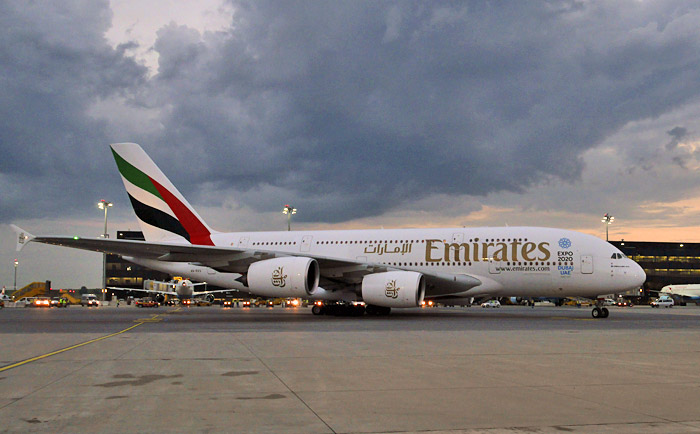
[311,301,368,316]
[365,305,391,316]
[591,304,609,319]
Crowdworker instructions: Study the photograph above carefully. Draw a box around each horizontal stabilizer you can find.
[10,225,35,252]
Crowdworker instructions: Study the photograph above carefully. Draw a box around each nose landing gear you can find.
[591,301,609,319]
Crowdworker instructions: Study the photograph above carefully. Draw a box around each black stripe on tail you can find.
[127,194,191,242]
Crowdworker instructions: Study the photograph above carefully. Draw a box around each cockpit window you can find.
[610,253,625,259]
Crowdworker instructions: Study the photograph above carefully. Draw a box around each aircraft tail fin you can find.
[10,225,35,252]
[110,143,216,245]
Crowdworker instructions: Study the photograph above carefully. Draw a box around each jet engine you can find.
[361,271,425,308]
[154,293,165,304]
[247,257,320,297]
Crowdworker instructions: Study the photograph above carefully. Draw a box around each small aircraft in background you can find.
[109,278,230,305]
[660,284,700,305]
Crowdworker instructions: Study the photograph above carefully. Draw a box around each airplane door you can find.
[452,233,464,243]
[581,255,593,274]
[301,235,313,252]
[239,237,249,248]
[488,258,501,274]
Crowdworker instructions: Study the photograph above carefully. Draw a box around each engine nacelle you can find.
[247,257,320,298]
[362,271,425,308]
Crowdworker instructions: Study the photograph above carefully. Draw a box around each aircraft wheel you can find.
[601,307,609,318]
[311,305,323,315]
[591,307,601,318]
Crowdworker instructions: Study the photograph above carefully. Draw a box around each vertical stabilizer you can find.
[110,143,216,245]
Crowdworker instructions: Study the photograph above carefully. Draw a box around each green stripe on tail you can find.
[111,148,164,201]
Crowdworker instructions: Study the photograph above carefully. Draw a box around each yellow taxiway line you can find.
[0,308,181,373]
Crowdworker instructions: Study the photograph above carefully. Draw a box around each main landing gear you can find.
[591,300,609,319]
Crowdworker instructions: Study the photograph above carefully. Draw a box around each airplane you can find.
[12,143,646,319]
[109,278,230,305]
[660,284,700,304]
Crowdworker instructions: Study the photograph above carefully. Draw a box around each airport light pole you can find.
[13,258,18,292]
[282,204,296,231]
[98,200,113,301]
[601,213,614,242]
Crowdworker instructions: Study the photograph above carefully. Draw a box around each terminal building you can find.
[611,240,700,297]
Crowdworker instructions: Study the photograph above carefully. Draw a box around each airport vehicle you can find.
[12,143,646,319]
[16,297,36,307]
[283,298,301,308]
[651,296,674,308]
[51,297,68,307]
[481,300,501,308]
[80,294,100,307]
[195,299,212,306]
[135,297,158,308]
[241,300,251,307]
[616,300,632,307]
[30,297,51,307]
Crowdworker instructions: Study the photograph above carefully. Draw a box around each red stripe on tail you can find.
[148,177,214,245]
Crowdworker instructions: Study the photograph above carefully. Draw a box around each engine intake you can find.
[362,271,425,308]
[247,257,320,298]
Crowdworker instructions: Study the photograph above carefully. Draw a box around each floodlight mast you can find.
[97,200,113,300]
[601,213,614,241]
[282,204,297,231]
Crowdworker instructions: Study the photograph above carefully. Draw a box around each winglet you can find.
[10,225,35,252]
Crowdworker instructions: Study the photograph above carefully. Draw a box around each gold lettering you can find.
[482,242,494,260]
[425,239,442,262]
[522,242,537,261]
[510,239,521,262]
[537,242,551,261]
[444,243,470,262]
[492,242,508,261]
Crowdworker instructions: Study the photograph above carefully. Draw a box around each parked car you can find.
[135,297,158,308]
[651,296,674,308]
[481,300,501,308]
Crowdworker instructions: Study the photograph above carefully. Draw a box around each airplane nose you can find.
[630,261,646,289]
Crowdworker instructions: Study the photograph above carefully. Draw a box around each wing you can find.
[18,231,483,297]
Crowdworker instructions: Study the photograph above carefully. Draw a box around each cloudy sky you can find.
[4,0,700,289]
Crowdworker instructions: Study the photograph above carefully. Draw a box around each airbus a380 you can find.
[12,143,645,318]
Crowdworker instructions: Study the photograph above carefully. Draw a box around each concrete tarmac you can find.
[1,304,700,433]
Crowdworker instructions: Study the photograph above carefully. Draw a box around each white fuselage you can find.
[661,284,700,299]
[127,226,645,303]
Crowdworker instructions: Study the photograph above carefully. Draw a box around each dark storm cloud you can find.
[140,1,700,222]
[4,1,700,225]
[0,1,146,221]
[666,126,688,150]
